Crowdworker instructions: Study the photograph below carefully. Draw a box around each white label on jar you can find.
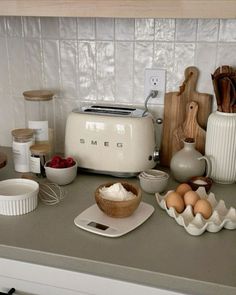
[30,156,41,173]
[12,140,34,172]
[28,121,49,141]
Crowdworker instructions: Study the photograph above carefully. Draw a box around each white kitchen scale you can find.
[74,202,154,238]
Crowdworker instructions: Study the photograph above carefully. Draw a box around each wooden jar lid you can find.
[23,90,54,101]
[30,144,50,155]
[11,128,34,140]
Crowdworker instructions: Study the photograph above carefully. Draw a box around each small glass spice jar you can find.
[30,144,50,177]
[12,128,35,172]
[23,90,54,156]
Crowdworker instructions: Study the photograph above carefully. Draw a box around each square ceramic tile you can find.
[155,19,175,41]
[12,96,26,129]
[59,17,77,39]
[60,40,77,98]
[217,43,236,66]
[175,19,197,42]
[24,39,43,89]
[135,19,154,40]
[115,19,134,41]
[55,98,79,152]
[23,17,41,38]
[153,42,174,69]
[41,17,59,39]
[197,19,219,42]
[0,95,14,146]
[7,38,27,96]
[42,40,60,90]
[96,42,115,101]
[174,43,195,83]
[195,43,217,94]
[77,18,95,40]
[78,41,97,101]
[6,16,23,37]
[96,41,115,101]
[219,19,236,42]
[115,42,133,102]
[0,37,10,95]
[96,18,114,40]
[0,17,6,37]
[133,42,153,102]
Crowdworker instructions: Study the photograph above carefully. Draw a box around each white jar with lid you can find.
[23,90,54,156]
[12,128,35,172]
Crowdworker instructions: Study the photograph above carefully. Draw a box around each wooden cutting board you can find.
[160,66,213,166]
[172,101,206,155]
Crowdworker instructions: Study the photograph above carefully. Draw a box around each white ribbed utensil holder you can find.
[205,111,236,184]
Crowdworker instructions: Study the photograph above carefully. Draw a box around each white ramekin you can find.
[0,178,39,215]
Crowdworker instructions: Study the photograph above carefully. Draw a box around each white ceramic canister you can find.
[205,111,236,184]
[12,128,35,172]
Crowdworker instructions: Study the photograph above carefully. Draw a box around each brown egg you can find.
[165,192,185,213]
[183,190,200,207]
[194,199,212,219]
[176,183,192,197]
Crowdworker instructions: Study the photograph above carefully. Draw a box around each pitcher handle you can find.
[198,156,211,177]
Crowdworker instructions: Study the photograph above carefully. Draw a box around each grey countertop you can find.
[0,147,236,295]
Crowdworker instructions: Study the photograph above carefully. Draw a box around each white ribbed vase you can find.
[205,111,236,184]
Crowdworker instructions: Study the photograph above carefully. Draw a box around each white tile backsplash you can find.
[155,19,175,41]
[0,16,236,150]
[115,19,134,41]
[135,19,154,41]
[77,18,95,40]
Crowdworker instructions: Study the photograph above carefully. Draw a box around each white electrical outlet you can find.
[144,68,166,104]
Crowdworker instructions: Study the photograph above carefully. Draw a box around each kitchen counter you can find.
[0,147,236,295]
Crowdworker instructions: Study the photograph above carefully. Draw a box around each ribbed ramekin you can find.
[0,178,39,215]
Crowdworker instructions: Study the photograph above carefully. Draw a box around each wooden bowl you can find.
[188,176,213,193]
[95,182,142,218]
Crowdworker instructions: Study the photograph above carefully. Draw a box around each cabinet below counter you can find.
[0,147,236,295]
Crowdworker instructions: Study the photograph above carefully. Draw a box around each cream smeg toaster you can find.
[65,105,158,177]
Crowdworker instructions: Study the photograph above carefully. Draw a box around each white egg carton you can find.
[155,187,236,236]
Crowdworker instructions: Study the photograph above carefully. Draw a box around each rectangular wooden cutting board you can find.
[160,66,213,166]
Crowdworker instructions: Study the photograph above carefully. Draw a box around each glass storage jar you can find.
[12,128,34,172]
[23,90,54,156]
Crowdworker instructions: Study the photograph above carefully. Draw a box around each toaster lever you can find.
[153,150,160,162]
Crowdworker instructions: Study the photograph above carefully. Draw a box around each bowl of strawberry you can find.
[45,156,77,185]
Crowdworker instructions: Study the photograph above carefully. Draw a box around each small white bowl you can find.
[139,170,169,194]
[0,178,39,215]
[44,161,77,185]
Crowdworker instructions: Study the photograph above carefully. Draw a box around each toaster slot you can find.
[90,105,136,111]
[83,109,131,115]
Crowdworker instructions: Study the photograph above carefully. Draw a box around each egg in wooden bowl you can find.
[95,182,142,218]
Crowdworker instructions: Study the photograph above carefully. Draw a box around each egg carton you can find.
[155,187,236,236]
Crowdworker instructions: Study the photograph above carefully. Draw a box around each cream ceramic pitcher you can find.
[170,138,210,182]
[205,111,236,184]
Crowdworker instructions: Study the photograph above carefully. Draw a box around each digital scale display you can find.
[88,221,109,231]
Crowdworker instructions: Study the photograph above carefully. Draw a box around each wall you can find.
[0,17,236,151]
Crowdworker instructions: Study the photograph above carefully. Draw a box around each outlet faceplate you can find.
[144,68,166,104]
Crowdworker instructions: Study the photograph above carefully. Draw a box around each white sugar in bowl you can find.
[0,178,39,215]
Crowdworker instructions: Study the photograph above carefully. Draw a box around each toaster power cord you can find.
[142,90,158,117]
